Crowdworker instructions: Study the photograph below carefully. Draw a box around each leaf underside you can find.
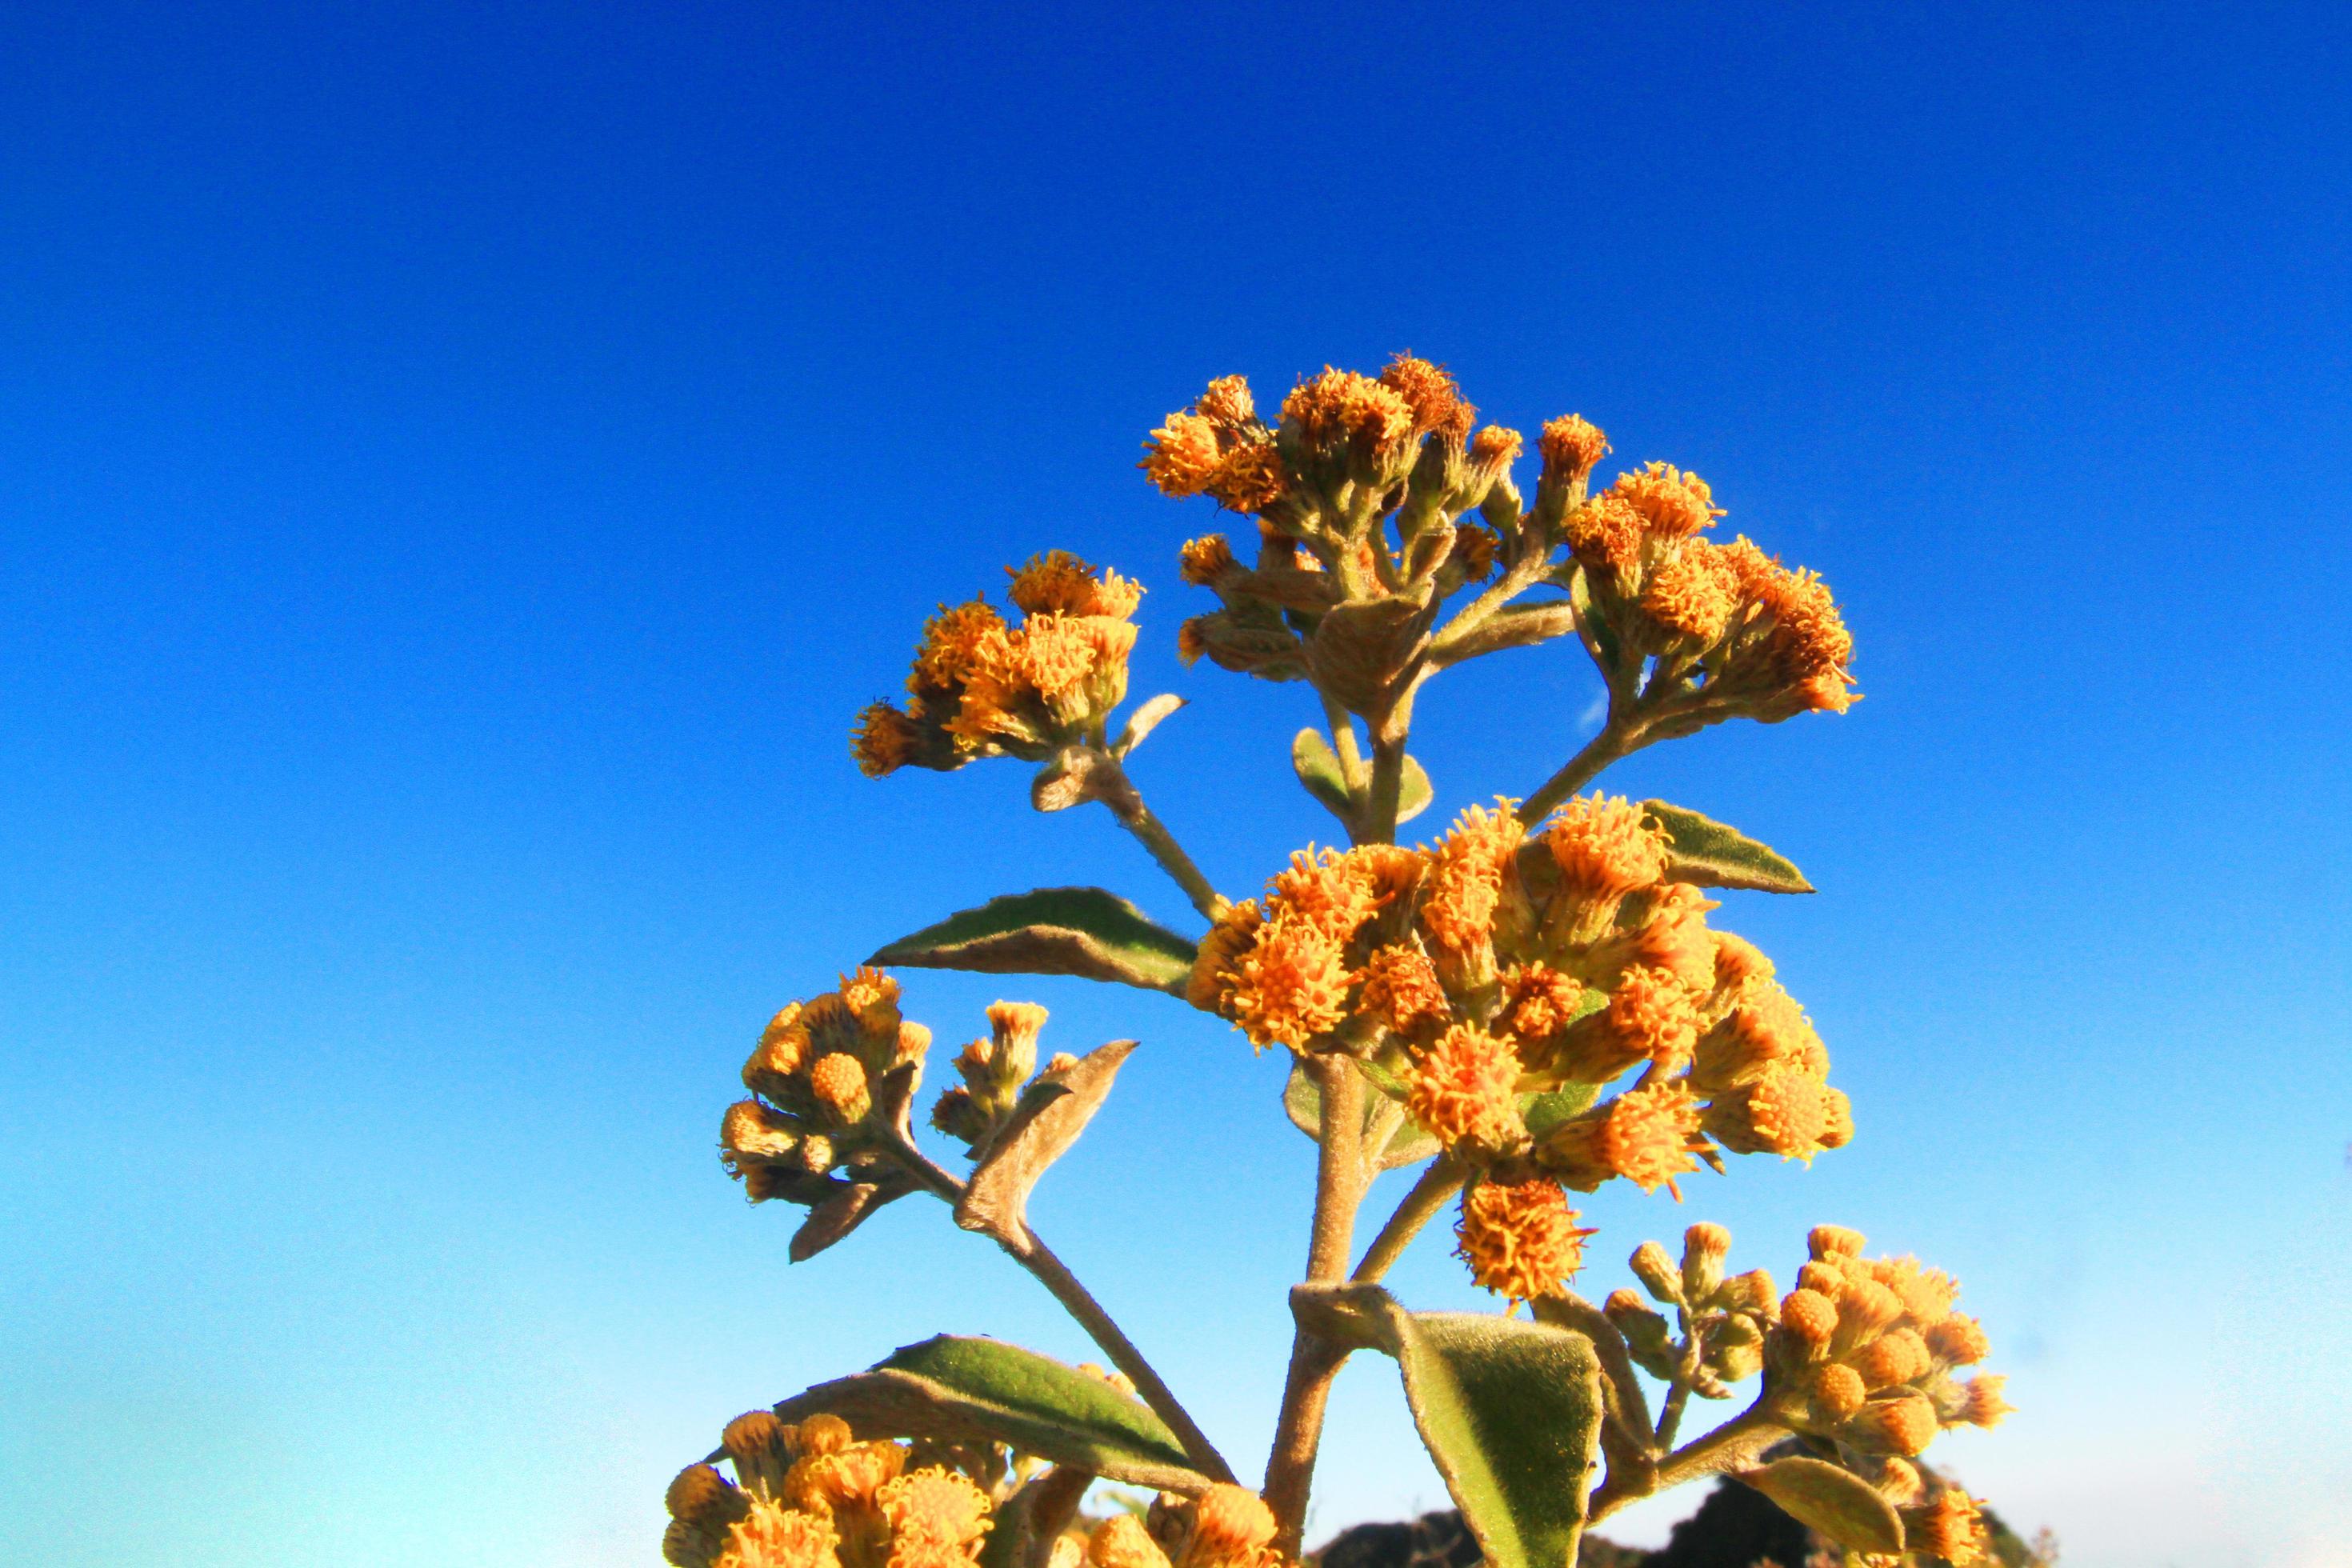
[870,887,1199,995]
[1292,1286,1602,1568]
[1283,1054,1441,1170]
[1293,728,1434,828]
[1641,799,1814,894]
[1735,1455,1906,1554]
[760,1334,1213,1495]
[957,1039,1138,1247]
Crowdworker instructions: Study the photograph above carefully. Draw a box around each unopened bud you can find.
[1179,1484,1278,1568]
[1809,1224,1866,1259]
[1090,1513,1174,1568]
[1704,1314,1763,1383]
[1681,1222,1732,1303]
[1777,1288,1838,1361]
[1853,1327,1932,1391]
[796,1414,854,1458]
[1901,1490,1990,1565]
[1723,1268,1776,1315]
[894,1021,931,1066]
[1796,1260,1845,1295]
[1604,1286,1677,1379]
[1843,1392,1938,1457]
[985,1000,1048,1084]
[1876,1457,1925,1505]
[1810,1362,1867,1420]
[1631,1239,1683,1305]
[1958,1374,2013,1429]
[666,1464,746,1528]
[1925,1313,1990,1366]
[1830,1279,1905,1358]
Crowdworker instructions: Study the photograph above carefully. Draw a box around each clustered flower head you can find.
[853,552,1146,776]
[1606,1224,2005,1564]
[663,1410,1002,1568]
[1081,1483,1285,1568]
[1186,795,1849,1295]
[1566,463,1857,721]
[722,969,931,1205]
[928,999,1074,1154]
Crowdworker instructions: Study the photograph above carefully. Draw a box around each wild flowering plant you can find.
[664,358,2012,1568]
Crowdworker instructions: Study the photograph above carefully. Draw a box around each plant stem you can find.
[1092,754,1226,920]
[1262,1054,1367,1551]
[1320,694,1368,796]
[890,1138,1234,1482]
[1362,730,1407,846]
[1531,1291,1656,1450]
[1585,1407,1785,1525]
[1349,1157,1463,1284]
[1517,714,1642,826]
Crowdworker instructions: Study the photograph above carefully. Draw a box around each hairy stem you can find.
[1532,1291,1657,1450]
[1350,1156,1464,1285]
[1263,1054,1368,1551]
[1586,1407,1785,1525]
[1362,730,1408,846]
[1321,694,1369,797]
[1093,755,1226,919]
[891,1138,1234,1482]
[1517,714,1642,826]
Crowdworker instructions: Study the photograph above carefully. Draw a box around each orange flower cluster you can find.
[1141,373,1294,514]
[1604,1223,2004,1566]
[1187,795,1848,1184]
[853,553,1145,776]
[1566,465,1858,720]
[663,1411,997,1568]
[928,999,1070,1154]
[721,969,930,1205]
[1455,1177,1596,1304]
[1081,1485,1284,1568]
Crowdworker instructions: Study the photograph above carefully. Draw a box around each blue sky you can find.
[2,2,2347,1564]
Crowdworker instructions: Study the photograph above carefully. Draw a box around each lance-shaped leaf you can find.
[1735,1457,1905,1554]
[1293,729,1433,827]
[1641,801,1814,894]
[791,1172,919,1263]
[1291,1285,1602,1568]
[957,1039,1138,1253]
[1284,1054,1439,1170]
[871,888,1198,996]
[763,1335,1212,1496]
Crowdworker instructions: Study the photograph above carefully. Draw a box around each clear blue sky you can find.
[2,3,2346,1565]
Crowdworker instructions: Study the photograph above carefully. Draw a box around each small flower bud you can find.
[985,1000,1048,1084]
[1604,1287,1678,1380]
[1681,1222,1732,1304]
[1630,1239,1684,1306]
[1852,1327,1932,1390]
[807,1053,871,1126]
[1179,534,1237,585]
[722,1410,793,1497]
[894,1021,931,1066]
[1704,1314,1764,1383]
[722,1100,803,1166]
[1795,1260,1844,1295]
[796,1414,854,1458]
[1809,1224,1866,1260]
[1958,1373,2013,1429]
[1843,1393,1939,1457]
[1178,1484,1278,1568]
[1045,1050,1079,1074]
[1810,1362,1868,1419]
[1902,1490,1992,1566]
[1090,1512,1174,1568]
[1926,1314,1991,1367]
[662,1517,718,1568]
[666,1464,749,1528]
[1723,1268,1777,1315]
[1876,1457,1925,1505]
[1830,1278,1906,1357]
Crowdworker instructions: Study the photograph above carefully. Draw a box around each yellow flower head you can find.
[807,1053,872,1125]
[875,1467,992,1568]
[1903,1491,1992,1567]
[1179,1484,1280,1568]
[1544,794,1670,902]
[714,1498,842,1568]
[851,703,926,778]
[1418,801,1522,959]
[910,601,1007,694]
[1267,846,1384,944]
[1455,1177,1593,1302]
[1087,1514,1172,1568]
[1959,1373,2014,1429]
[1605,462,1725,540]
[1704,1065,1834,1161]
[722,1098,804,1169]
[1282,367,1414,455]
[1406,1024,1525,1154]
[1810,1362,1867,1419]
[1226,915,1351,1050]
[1358,942,1451,1035]
[1710,932,1774,992]
[1854,1327,1932,1390]
[1848,1392,1939,1457]
[1187,899,1263,1014]
[1542,1080,1706,1194]
[1640,540,1738,643]
[1142,410,1225,498]
[1926,1314,1991,1366]
[1470,423,1524,471]
[1602,965,1702,1072]
[1205,442,1292,514]
[1378,353,1475,441]
[1809,1225,1866,1260]
[1179,534,1236,585]
[1562,494,1646,578]
[1197,374,1256,429]
[785,1439,908,1517]
[1778,1287,1839,1355]
[1538,414,1610,482]
[1498,962,1586,1048]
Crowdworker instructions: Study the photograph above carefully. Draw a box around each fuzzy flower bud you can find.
[1178,535,1236,586]
[1544,794,1670,903]
[1810,1362,1868,1420]
[1605,1286,1677,1378]
[1902,1491,1992,1566]
[1926,1314,1991,1367]
[1682,1222,1733,1304]
[668,1465,750,1530]
[1406,1025,1527,1157]
[807,1053,872,1127]
[1538,415,1610,484]
[983,1000,1047,1085]
[1178,1485,1278,1568]
[1630,1240,1684,1306]
[1088,1514,1173,1568]
[1958,1374,2014,1429]
[1853,1327,1933,1390]
[1810,1225,1866,1260]
[1844,1393,1940,1457]
[1196,376,1254,429]
[1778,1288,1838,1360]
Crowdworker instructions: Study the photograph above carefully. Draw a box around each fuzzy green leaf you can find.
[1736,1457,1905,1554]
[870,888,1198,995]
[1292,729,1432,827]
[1292,1286,1601,1568]
[763,1335,1213,1495]
[1641,800,1815,894]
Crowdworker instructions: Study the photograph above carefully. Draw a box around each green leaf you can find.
[1735,1457,1905,1554]
[1292,1286,1601,1568]
[765,1335,1214,1495]
[1519,1081,1600,1141]
[1284,1054,1440,1170]
[870,888,1199,995]
[1293,729,1433,828]
[1641,800,1815,894]
[958,1040,1138,1249]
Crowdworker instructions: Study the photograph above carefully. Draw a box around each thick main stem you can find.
[1262,1054,1366,1551]
[892,1141,1233,1482]
[1094,757,1226,920]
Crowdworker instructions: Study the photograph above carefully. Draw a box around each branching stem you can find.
[1518,714,1643,825]
[1090,754,1226,920]
[1349,1157,1463,1285]
[890,1137,1234,1482]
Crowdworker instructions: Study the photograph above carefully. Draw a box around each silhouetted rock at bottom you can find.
[1310,1476,2036,1568]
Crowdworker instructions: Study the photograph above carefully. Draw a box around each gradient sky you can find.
[2,3,2348,1565]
